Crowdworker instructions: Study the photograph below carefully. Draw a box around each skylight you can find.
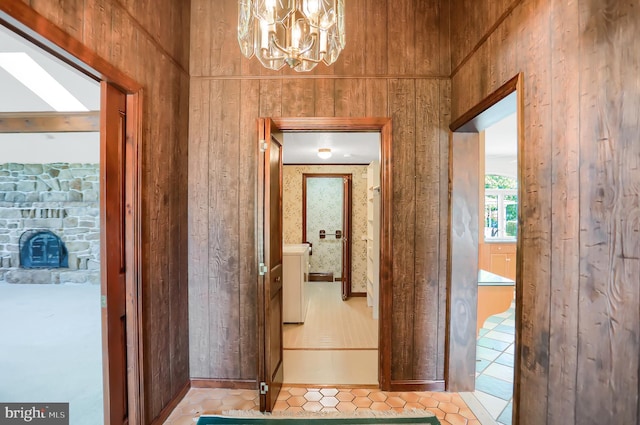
[0,52,89,112]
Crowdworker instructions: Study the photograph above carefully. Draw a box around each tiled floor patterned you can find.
[472,301,516,425]
[164,387,481,425]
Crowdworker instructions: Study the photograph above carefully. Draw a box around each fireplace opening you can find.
[19,230,69,269]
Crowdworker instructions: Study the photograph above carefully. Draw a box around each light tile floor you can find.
[470,301,515,425]
[163,387,480,425]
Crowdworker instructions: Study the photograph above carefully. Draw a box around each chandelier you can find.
[238,0,345,72]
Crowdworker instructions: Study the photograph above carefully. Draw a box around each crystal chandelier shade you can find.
[238,0,346,72]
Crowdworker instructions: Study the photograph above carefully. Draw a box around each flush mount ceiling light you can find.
[238,0,345,72]
[317,148,332,159]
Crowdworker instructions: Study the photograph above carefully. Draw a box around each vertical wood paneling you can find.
[169,66,191,400]
[387,0,415,75]
[547,0,579,422]
[436,79,451,380]
[238,79,260,379]
[365,79,388,117]
[517,2,552,424]
[110,4,137,77]
[335,79,366,117]
[412,80,440,379]
[438,0,451,76]
[414,0,439,75]
[452,0,640,422]
[280,79,314,117]
[259,80,283,117]
[208,80,242,378]
[30,0,83,39]
[335,0,365,75]
[365,0,388,75]
[208,0,240,75]
[388,79,416,380]
[313,79,335,117]
[189,0,451,390]
[189,0,212,75]
[188,79,211,378]
[576,1,640,423]
[82,0,112,61]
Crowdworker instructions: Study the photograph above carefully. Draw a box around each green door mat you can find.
[197,413,441,425]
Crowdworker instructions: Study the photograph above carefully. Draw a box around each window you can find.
[484,175,517,241]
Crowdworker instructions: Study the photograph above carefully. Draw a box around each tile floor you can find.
[163,387,480,425]
[469,301,515,425]
[283,281,379,385]
[163,281,480,425]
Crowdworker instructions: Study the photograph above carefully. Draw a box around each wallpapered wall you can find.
[283,165,369,293]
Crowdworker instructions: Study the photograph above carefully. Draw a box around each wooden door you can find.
[341,176,352,300]
[100,82,129,425]
[258,118,284,411]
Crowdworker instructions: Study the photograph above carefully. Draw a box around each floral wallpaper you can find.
[283,165,369,293]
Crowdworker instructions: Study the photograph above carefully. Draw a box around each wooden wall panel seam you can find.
[112,0,188,76]
[450,0,523,78]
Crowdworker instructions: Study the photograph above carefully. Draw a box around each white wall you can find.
[0,132,99,164]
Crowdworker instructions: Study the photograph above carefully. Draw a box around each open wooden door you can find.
[341,176,352,300]
[100,82,129,425]
[258,118,284,411]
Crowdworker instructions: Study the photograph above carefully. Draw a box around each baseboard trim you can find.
[150,379,190,425]
[309,272,333,282]
[350,292,366,297]
[389,380,445,392]
[191,378,257,390]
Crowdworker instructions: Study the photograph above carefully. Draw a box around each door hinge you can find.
[260,382,269,395]
[258,262,268,276]
[101,295,107,308]
[259,140,268,152]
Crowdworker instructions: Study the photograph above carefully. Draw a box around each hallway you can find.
[283,281,378,385]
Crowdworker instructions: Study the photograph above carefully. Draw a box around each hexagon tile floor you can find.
[163,387,479,425]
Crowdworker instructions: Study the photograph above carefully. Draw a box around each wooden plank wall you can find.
[4,1,192,423]
[188,0,452,387]
[450,0,640,423]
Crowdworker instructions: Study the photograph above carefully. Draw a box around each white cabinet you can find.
[283,244,310,323]
[366,161,380,320]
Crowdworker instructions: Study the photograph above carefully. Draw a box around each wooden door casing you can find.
[100,82,129,425]
[341,176,352,300]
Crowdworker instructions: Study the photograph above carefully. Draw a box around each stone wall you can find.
[0,163,100,284]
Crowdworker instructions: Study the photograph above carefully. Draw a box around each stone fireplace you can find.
[0,163,100,284]
[19,230,69,269]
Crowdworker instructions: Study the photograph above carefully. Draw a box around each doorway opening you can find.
[257,117,393,412]
[0,12,143,425]
[0,22,103,425]
[447,74,523,425]
[281,134,379,387]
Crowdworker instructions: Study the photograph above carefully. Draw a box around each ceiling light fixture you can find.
[317,148,332,159]
[238,0,345,72]
[0,52,88,112]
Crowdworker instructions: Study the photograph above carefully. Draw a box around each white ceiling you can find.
[0,25,99,113]
[283,132,380,165]
[484,113,518,178]
[0,24,99,163]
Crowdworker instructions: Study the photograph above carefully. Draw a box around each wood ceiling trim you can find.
[0,111,99,133]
